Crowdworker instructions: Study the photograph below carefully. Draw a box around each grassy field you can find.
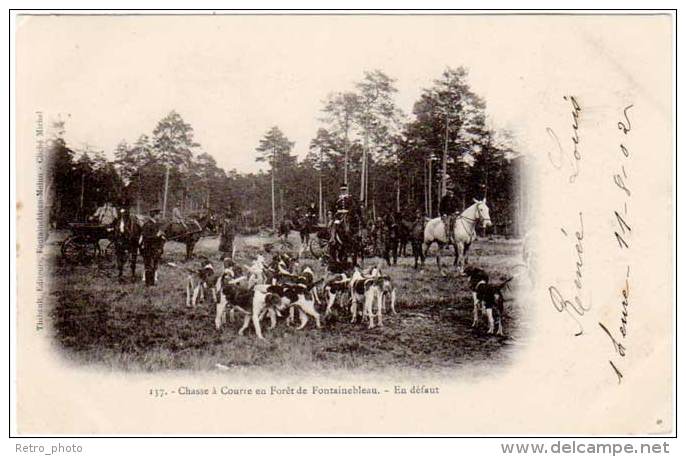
[45,230,530,377]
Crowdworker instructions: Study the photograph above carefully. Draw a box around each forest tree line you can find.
[45,66,528,236]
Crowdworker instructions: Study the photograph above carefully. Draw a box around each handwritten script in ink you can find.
[548,211,589,336]
[546,95,582,183]
[599,104,634,384]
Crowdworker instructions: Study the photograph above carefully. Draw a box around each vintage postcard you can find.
[13,12,674,435]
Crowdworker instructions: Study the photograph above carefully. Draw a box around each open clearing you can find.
[46,231,530,376]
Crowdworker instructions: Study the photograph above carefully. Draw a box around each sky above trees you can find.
[20,14,555,173]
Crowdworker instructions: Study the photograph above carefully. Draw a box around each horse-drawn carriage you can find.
[307,213,366,266]
[60,222,114,264]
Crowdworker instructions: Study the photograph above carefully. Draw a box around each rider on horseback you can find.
[92,201,117,225]
[439,187,459,244]
[332,184,355,239]
[305,202,318,226]
[172,207,188,230]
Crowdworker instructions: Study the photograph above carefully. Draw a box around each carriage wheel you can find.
[61,236,96,264]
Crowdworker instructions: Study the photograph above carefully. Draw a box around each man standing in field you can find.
[140,208,165,286]
[219,210,235,260]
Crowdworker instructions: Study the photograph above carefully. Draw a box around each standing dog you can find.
[367,265,397,315]
[235,285,279,339]
[465,266,510,335]
[216,278,279,340]
[181,261,217,308]
[269,283,323,331]
[214,255,266,333]
[323,273,350,317]
[349,268,384,329]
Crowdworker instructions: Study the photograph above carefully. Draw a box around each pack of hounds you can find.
[181,252,511,340]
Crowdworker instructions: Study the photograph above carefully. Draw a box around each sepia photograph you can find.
[33,15,532,376]
[13,11,674,436]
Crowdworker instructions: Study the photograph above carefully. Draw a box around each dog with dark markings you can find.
[464,266,511,335]
[214,257,271,335]
[214,269,257,332]
[349,267,386,328]
[216,281,285,340]
[267,278,323,331]
[166,260,218,308]
[366,265,397,315]
[277,265,324,329]
[323,273,350,317]
[464,266,489,321]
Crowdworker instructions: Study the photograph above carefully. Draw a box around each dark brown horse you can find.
[329,214,364,267]
[191,210,219,235]
[278,219,294,242]
[162,218,205,260]
[111,210,142,280]
[402,217,426,269]
[379,216,400,266]
[293,214,318,246]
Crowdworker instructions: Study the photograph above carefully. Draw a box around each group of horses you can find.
[278,199,493,274]
[100,198,491,287]
[108,210,217,282]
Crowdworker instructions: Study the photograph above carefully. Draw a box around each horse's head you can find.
[474,198,492,228]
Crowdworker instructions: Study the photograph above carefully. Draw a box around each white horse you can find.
[423,199,492,274]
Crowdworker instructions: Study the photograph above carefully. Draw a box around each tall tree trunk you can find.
[396,165,400,212]
[424,160,428,215]
[360,129,367,205]
[366,155,370,208]
[344,120,349,185]
[318,172,323,223]
[79,172,85,217]
[271,167,276,231]
[162,165,170,218]
[428,160,433,217]
[441,113,450,201]
[136,173,141,214]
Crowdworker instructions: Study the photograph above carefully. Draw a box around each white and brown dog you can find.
[269,265,323,330]
[349,268,385,329]
[323,273,350,317]
[214,258,248,328]
[215,274,277,340]
[367,265,397,316]
[464,266,510,335]
[215,260,322,339]
[185,261,217,308]
[214,255,267,332]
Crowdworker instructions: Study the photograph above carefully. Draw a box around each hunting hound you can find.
[465,266,511,335]
[349,268,384,329]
